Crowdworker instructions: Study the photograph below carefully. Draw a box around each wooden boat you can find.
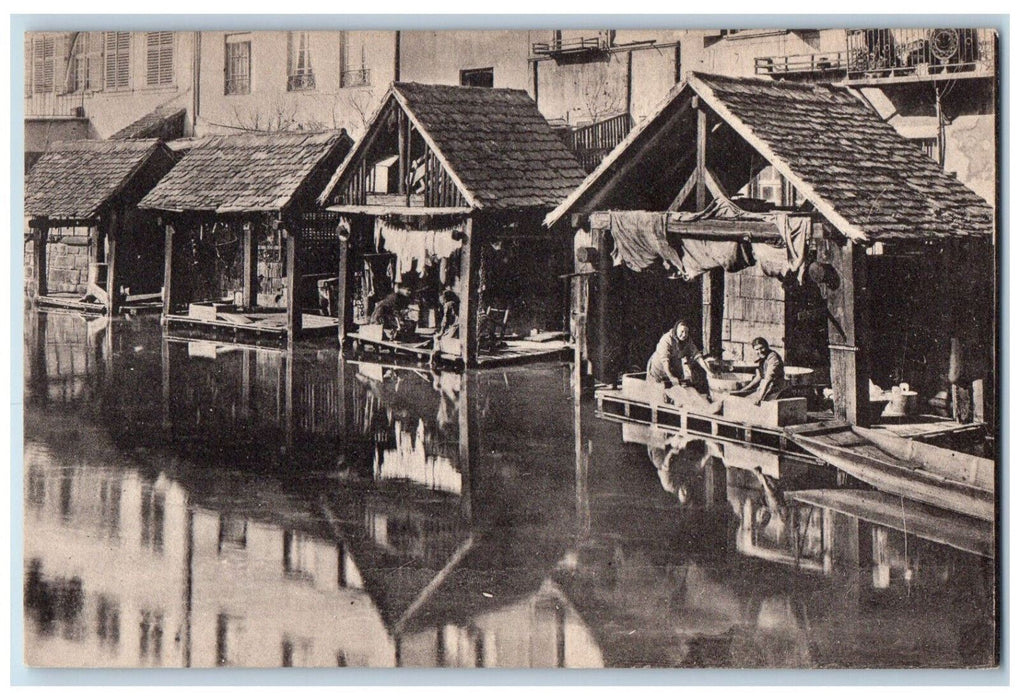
[786,423,995,522]
[789,488,994,558]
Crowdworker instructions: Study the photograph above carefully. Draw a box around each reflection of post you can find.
[161,337,171,431]
[458,372,477,521]
[337,351,347,443]
[240,349,253,418]
[573,348,591,539]
[162,220,178,320]
[28,312,48,403]
[284,348,295,453]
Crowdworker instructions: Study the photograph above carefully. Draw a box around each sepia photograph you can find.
[17,18,1000,672]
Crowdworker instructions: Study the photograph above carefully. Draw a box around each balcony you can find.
[341,68,371,88]
[563,112,633,173]
[287,72,316,92]
[24,92,87,119]
[532,35,610,58]
[755,28,996,84]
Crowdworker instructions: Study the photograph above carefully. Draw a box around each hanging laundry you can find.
[607,211,684,273]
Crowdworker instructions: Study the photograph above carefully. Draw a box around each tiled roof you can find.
[691,73,993,241]
[548,73,993,242]
[25,139,165,220]
[322,83,586,211]
[139,131,351,213]
[110,107,187,141]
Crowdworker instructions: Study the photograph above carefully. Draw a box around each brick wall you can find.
[721,264,786,363]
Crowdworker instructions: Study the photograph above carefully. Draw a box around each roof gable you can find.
[547,73,993,243]
[25,139,168,220]
[139,130,352,214]
[319,82,586,212]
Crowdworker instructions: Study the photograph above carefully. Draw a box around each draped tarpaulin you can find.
[603,196,811,281]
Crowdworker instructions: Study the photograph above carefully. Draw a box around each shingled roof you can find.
[547,73,993,242]
[140,130,352,213]
[110,106,187,141]
[25,139,168,220]
[320,82,586,211]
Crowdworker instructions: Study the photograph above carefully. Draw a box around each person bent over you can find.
[732,337,787,406]
[647,320,715,396]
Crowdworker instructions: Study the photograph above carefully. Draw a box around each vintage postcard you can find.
[21,24,999,670]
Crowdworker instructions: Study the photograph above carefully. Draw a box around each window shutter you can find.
[88,32,103,90]
[146,31,173,86]
[105,32,130,89]
[33,36,55,93]
[24,36,32,97]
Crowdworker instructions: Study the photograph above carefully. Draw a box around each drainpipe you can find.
[394,31,401,82]
[192,31,201,136]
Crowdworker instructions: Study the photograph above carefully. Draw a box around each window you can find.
[282,530,315,581]
[71,32,103,93]
[104,32,131,90]
[460,67,494,88]
[287,31,315,91]
[140,485,165,553]
[339,32,370,88]
[28,35,56,94]
[139,610,164,663]
[224,34,251,95]
[146,31,174,86]
[217,514,248,552]
[96,596,121,649]
[215,613,243,666]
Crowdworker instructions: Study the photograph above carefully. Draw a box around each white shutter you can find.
[146,31,174,86]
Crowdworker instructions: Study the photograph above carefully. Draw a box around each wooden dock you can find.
[164,311,338,346]
[346,332,571,369]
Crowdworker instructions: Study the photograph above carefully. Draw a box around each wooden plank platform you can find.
[346,332,571,369]
[164,311,338,346]
[36,294,106,314]
[595,387,822,463]
[789,488,994,558]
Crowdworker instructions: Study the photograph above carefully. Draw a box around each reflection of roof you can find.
[548,72,993,242]
[140,130,352,213]
[320,82,586,211]
[25,139,172,220]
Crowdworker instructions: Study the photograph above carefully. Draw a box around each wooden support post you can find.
[242,221,257,309]
[702,269,724,357]
[397,110,407,196]
[105,211,119,314]
[161,337,171,431]
[695,102,707,211]
[625,50,633,119]
[285,225,302,341]
[594,228,612,383]
[459,217,479,367]
[162,221,176,320]
[818,235,872,426]
[33,220,49,299]
[284,347,294,453]
[337,231,349,345]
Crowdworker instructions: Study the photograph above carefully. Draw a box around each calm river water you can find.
[22,310,997,669]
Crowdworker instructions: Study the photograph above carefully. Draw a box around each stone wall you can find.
[721,264,786,363]
[26,226,95,297]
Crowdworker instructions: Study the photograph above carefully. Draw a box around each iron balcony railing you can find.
[532,35,609,57]
[24,92,86,118]
[287,72,316,91]
[341,68,371,88]
[755,28,996,82]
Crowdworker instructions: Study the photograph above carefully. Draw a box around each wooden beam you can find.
[590,210,782,241]
[458,372,476,521]
[242,221,257,309]
[702,269,724,358]
[817,235,872,426]
[105,214,119,314]
[161,222,175,320]
[398,109,407,196]
[285,225,302,341]
[33,220,49,299]
[696,106,707,210]
[594,227,612,383]
[667,170,699,212]
[459,216,479,367]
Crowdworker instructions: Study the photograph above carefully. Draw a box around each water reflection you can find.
[23,311,997,668]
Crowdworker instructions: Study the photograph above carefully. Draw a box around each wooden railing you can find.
[24,92,86,118]
[565,112,633,173]
[341,68,371,88]
[532,35,608,57]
